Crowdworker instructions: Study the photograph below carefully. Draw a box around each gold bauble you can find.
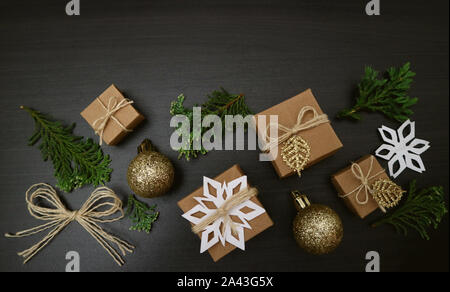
[127,139,175,198]
[291,191,343,255]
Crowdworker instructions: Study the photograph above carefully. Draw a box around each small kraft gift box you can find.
[81,84,145,145]
[255,89,343,178]
[178,164,274,262]
[331,155,404,219]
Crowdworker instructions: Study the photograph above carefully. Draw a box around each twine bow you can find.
[92,96,134,145]
[5,183,134,266]
[262,105,329,152]
[192,187,259,235]
[339,156,385,205]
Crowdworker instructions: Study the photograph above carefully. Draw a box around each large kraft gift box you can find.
[255,89,343,178]
[331,155,388,219]
[177,164,274,262]
[81,84,145,145]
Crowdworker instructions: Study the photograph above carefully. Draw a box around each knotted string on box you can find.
[92,96,134,145]
[261,106,329,152]
[337,156,407,213]
[338,156,404,212]
[192,187,259,236]
[261,106,329,176]
[339,156,385,205]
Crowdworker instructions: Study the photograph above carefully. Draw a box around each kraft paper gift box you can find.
[331,155,389,219]
[177,164,274,262]
[81,84,145,145]
[254,89,343,178]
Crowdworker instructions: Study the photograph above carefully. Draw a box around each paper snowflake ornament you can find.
[182,176,266,253]
[375,120,430,178]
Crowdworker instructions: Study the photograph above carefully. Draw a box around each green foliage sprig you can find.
[126,195,159,233]
[372,180,447,240]
[22,106,112,192]
[169,87,253,160]
[337,62,418,122]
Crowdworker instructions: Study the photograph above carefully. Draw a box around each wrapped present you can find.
[178,164,273,262]
[255,89,343,178]
[331,155,404,219]
[81,84,145,145]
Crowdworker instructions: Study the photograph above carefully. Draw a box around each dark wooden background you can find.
[0,0,448,272]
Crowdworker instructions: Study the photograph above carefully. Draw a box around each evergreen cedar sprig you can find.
[21,106,112,192]
[126,195,159,233]
[372,180,447,240]
[337,62,418,122]
[169,87,253,161]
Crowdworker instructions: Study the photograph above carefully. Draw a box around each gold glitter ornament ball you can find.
[127,139,175,198]
[291,191,343,255]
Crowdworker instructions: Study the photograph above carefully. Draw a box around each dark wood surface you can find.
[0,0,448,272]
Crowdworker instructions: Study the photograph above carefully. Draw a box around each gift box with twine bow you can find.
[178,164,274,262]
[81,84,144,146]
[255,89,343,178]
[331,155,401,219]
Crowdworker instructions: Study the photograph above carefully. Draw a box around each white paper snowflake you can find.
[182,176,266,253]
[375,119,430,178]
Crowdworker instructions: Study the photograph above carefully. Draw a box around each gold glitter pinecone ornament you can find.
[281,135,311,176]
[127,139,175,198]
[291,191,343,255]
[371,178,404,213]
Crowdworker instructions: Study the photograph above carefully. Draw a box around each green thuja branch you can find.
[169,87,253,161]
[337,62,418,122]
[126,195,159,233]
[202,88,253,122]
[170,94,207,160]
[22,106,112,192]
[372,180,447,240]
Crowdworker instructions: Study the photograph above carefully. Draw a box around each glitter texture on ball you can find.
[127,139,175,198]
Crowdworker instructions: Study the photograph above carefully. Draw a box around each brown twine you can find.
[92,96,134,145]
[5,183,134,266]
[261,106,329,152]
[192,187,259,235]
[339,156,385,205]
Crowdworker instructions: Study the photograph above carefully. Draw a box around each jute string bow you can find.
[92,96,134,145]
[5,183,134,266]
[339,156,385,205]
[261,106,329,152]
[192,187,258,235]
